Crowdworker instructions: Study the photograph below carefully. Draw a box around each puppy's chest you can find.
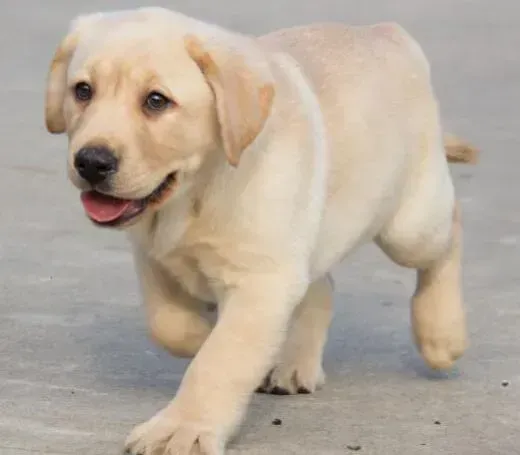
[143,205,239,303]
[163,253,217,303]
[155,231,235,304]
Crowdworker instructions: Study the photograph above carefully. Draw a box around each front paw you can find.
[124,410,224,455]
[256,359,325,395]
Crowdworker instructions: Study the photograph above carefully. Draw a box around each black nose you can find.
[74,146,118,185]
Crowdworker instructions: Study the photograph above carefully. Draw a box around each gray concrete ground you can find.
[0,0,518,454]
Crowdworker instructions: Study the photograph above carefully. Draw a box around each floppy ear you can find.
[184,35,275,167]
[45,31,80,134]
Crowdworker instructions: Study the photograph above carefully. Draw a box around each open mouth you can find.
[80,172,177,227]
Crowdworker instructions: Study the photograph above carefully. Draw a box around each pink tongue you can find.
[80,191,134,223]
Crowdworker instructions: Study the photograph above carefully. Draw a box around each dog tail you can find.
[443,134,479,164]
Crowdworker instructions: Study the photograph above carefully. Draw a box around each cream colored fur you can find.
[44,7,478,455]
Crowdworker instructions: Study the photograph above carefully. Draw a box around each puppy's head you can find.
[45,8,275,228]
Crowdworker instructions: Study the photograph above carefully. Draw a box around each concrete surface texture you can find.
[0,0,518,454]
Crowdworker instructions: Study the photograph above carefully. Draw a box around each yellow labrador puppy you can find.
[45,7,478,454]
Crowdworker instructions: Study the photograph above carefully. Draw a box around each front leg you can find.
[257,274,333,395]
[125,271,307,455]
[136,252,213,358]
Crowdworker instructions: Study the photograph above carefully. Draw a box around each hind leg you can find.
[257,274,333,394]
[377,198,467,370]
[412,204,467,369]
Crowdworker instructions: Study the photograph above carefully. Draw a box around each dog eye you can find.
[74,82,93,102]
[144,92,172,111]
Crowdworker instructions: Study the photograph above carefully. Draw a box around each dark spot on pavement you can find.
[272,418,282,426]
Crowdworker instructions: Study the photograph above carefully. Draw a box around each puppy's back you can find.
[259,22,430,98]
